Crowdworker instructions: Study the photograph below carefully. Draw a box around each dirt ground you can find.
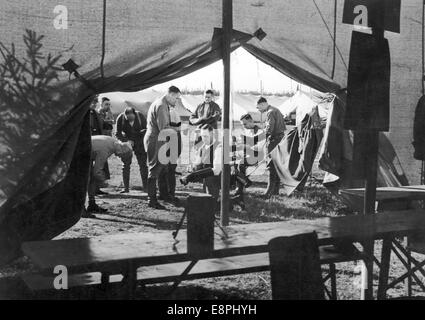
[1,152,425,300]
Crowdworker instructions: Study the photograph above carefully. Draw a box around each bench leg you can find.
[377,238,392,300]
[100,272,111,299]
[329,263,337,300]
[407,245,413,297]
[124,261,137,300]
[360,240,375,300]
[166,260,198,297]
[389,241,425,292]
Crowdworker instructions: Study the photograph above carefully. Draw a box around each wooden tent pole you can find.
[220,0,232,226]
[363,131,379,215]
[361,129,379,300]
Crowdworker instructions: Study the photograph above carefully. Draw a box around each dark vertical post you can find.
[361,129,379,300]
[364,130,379,215]
[187,193,215,258]
[221,0,232,226]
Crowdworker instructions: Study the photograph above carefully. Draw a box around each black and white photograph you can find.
[1,0,425,309]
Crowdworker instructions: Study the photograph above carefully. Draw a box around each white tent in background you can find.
[100,89,192,119]
[180,95,204,114]
[278,90,332,125]
[232,93,262,122]
[180,92,289,123]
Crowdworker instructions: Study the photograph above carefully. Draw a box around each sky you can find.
[152,47,297,95]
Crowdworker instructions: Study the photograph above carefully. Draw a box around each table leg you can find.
[166,260,198,297]
[124,261,137,300]
[404,236,414,297]
[377,237,392,300]
[330,263,337,300]
[100,272,111,299]
[361,240,374,300]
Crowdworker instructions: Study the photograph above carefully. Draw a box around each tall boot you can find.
[273,179,280,195]
[147,178,165,210]
[262,165,278,199]
[158,168,170,200]
[180,167,214,186]
[168,170,176,197]
[139,166,148,192]
[159,166,180,206]
[86,199,107,215]
[235,170,252,189]
[262,176,275,199]
[122,164,130,193]
[168,166,179,206]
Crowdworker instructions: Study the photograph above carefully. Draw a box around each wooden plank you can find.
[22,210,425,274]
[400,185,425,191]
[23,247,364,291]
[340,187,425,201]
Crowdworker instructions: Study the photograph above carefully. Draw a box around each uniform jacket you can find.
[91,135,119,181]
[116,110,147,154]
[190,101,221,129]
[265,105,286,154]
[144,96,173,169]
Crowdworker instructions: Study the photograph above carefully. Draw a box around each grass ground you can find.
[1,142,425,300]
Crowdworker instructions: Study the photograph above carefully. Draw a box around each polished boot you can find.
[158,167,170,200]
[86,200,107,214]
[262,166,278,199]
[180,167,214,186]
[235,170,252,189]
[273,179,280,196]
[262,179,275,199]
[122,167,130,193]
[167,167,181,206]
[140,167,148,192]
[96,188,109,195]
[147,178,165,210]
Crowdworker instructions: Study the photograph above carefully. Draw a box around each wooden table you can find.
[22,209,425,299]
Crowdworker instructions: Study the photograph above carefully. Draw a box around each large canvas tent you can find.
[1,0,423,263]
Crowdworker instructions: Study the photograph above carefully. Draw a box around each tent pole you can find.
[220,0,232,226]
[361,26,385,301]
[361,129,379,300]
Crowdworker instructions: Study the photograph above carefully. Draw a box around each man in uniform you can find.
[189,89,221,129]
[85,135,132,217]
[116,106,148,193]
[181,124,254,211]
[89,96,103,136]
[256,97,286,199]
[144,86,181,209]
[158,101,182,205]
[180,125,222,205]
[98,97,115,136]
[89,96,110,195]
[234,114,265,202]
[190,89,221,147]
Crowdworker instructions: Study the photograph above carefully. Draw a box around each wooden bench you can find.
[22,245,365,299]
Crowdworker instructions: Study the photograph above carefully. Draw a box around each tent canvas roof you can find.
[1,0,424,263]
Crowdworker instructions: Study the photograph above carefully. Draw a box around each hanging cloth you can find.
[271,110,324,195]
[344,31,391,132]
